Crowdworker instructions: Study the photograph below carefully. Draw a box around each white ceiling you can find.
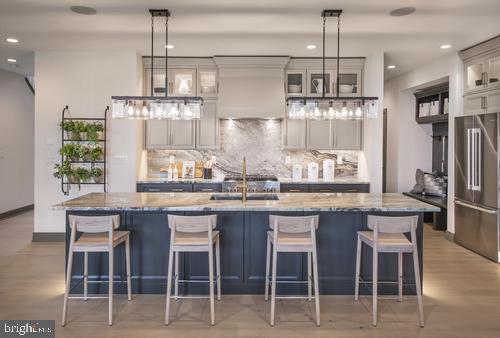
[0,0,499,78]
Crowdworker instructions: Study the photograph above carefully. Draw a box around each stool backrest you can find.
[168,214,217,233]
[367,215,418,234]
[269,215,319,233]
[69,215,120,233]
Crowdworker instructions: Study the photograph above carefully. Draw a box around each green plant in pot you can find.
[74,121,87,141]
[78,145,92,162]
[87,122,104,142]
[59,121,74,140]
[89,146,104,162]
[90,166,104,183]
[53,161,74,182]
[59,143,80,162]
[74,166,91,190]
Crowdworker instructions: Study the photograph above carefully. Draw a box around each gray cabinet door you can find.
[283,119,306,150]
[464,93,486,116]
[333,119,362,150]
[145,120,169,149]
[196,99,219,149]
[170,120,196,149]
[307,120,333,150]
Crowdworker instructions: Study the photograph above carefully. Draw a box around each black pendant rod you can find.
[165,16,169,98]
[150,15,154,97]
[322,15,326,99]
[336,13,340,98]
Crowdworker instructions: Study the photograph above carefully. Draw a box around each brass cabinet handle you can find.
[171,189,184,192]
[147,188,161,192]
[288,189,303,192]
[319,189,332,192]
[201,188,214,192]
[345,189,359,192]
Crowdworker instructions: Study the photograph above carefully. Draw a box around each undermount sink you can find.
[210,193,279,201]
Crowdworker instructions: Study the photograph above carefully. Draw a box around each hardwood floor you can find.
[1,211,500,337]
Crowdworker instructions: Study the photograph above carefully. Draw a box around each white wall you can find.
[34,51,142,233]
[358,51,384,193]
[0,68,34,213]
[384,53,463,233]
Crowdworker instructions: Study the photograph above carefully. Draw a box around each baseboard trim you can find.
[444,230,454,242]
[0,204,34,221]
[32,232,65,242]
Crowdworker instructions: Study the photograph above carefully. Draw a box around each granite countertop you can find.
[55,192,439,212]
[137,178,224,184]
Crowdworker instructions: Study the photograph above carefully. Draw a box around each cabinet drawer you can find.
[164,184,193,192]
[280,184,309,193]
[136,183,193,192]
[193,183,222,192]
[309,184,370,193]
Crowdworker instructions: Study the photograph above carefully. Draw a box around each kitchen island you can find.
[56,192,438,295]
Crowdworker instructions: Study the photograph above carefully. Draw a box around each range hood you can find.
[214,56,289,119]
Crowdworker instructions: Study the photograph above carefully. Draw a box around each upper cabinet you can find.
[333,120,362,150]
[171,69,196,96]
[285,69,306,97]
[145,120,196,150]
[336,69,363,97]
[460,37,500,95]
[307,69,333,97]
[197,69,218,98]
[196,99,219,149]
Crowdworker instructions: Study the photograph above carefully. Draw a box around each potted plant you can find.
[90,166,104,183]
[78,145,92,162]
[75,121,87,141]
[74,166,91,190]
[53,161,75,183]
[87,122,104,142]
[59,143,80,162]
[89,146,104,162]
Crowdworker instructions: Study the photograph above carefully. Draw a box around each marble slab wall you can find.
[148,119,358,179]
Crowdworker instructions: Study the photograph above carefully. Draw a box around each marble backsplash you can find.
[148,119,358,179]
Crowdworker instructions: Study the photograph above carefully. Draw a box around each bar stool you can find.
[354,215,424,327]
[264,215,320,327]
[62,215,131,326]
[165,215,221,326]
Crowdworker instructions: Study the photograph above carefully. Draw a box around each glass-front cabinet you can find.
[464,51,500,94]
[335,69,362,97]
[465,59,486,93]
[171,68,196,96]
[285,69,306,96]
[487,55,500,89]
[197,69,218,98]
[307,70,333,97]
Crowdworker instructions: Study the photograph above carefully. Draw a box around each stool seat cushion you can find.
[73,230,129,252]
[357,231,413,253]
[174,230,219,246]
[267,231,312,246]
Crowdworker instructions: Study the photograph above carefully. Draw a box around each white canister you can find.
[323,159,335,181]
[308,162,319,182]
[292,164,302,182]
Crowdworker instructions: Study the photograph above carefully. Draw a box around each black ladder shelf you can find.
[60,105,108,195]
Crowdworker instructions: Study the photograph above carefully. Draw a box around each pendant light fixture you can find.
[111,9,203,120]
[286,10,378,120]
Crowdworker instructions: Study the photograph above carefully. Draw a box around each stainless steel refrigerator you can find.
[455,112,499,262]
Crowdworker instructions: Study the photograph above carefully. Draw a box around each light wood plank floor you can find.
[1,211,500,338]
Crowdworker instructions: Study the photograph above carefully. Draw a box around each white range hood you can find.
[214,56,289,119]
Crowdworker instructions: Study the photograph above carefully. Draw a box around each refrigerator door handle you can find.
[455,199,498,214]
[467,128,472,190]
[471,128,481,191]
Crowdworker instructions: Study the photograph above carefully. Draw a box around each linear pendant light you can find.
[286,9,378,120]
[111,9,203,120]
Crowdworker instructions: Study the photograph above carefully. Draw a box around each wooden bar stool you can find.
[354,215,424,327]
[62,215,131,326]
[264,215,320,327]
[165,215,221,326]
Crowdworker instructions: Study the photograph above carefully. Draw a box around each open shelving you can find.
[414,83,449,124]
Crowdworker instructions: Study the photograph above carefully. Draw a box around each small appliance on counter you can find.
[292,164,302,182]
[323,159,335,181]
[308,162,319,182]
[204,159,213,179]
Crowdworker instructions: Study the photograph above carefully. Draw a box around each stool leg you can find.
[165,247,174,325]
[108,247,114,326]
[307,252,312,301]
[208,243,215,325]
[61,248,74,326]
[84,252,88,301]
[174,252,179,301]
[372,249,378,327]
[215,237,221,301]
[312,248,320,327]
[264,236,271,301]
[413,248,424,327]
[270,243,278,326]
[355,235,361,301]
[398,252,403,302]
[126,236,132,301]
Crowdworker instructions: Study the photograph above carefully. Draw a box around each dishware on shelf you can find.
[339,84,354,94]
[288,84,302,93]
[312,78,323,94]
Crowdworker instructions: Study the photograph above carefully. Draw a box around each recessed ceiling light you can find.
[7,58,17,63]
[389,7,416,17]
[70,6,97,15]
[440,44,451,49]
[165,44,174,49]
[6,38,19,44]
[387,65,396,69]
[306,45,316,50]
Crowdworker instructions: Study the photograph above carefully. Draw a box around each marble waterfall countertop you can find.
[55,192,439,212]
